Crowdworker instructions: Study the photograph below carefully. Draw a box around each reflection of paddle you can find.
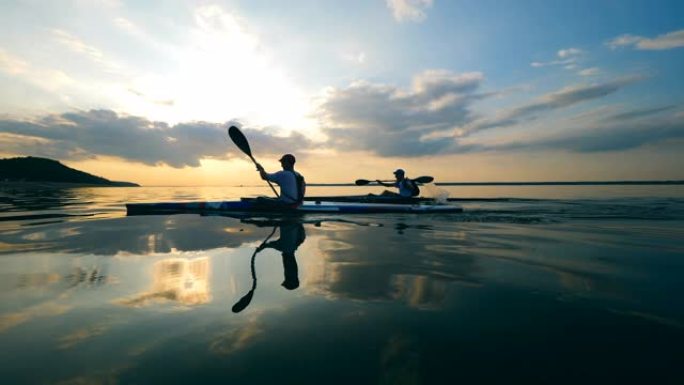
[231,227,278,313]
[228,125,279,198]
[355,176,434,186]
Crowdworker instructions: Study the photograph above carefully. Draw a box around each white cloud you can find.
[51,29,105,62]
[50,29,123,74]
[342,51,366,64]
[113,17,141,36]
[386,0,433,23]
[606,34,642,49]
[318,70,486,156]
[531,47,584,69]
[0,48,74,92]
[0,48,29,75]
[578,67,600,76]
[558,48,583,59]
[607,29,684,50]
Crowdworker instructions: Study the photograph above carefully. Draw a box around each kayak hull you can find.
[126,199,463,215]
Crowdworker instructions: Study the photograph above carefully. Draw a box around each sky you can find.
[0,0,683,185]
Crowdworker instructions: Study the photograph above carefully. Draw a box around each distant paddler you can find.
[255,154,307,208]
[376,169,421,197]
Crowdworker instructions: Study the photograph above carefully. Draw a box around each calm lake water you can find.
[1,184,683,384]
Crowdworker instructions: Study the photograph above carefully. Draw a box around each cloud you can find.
[113,17,140,35]
[316,72,654,157]
[459,104,683,154]
[127,88,175,106]
[386,0,433,23]
[51,29,107,66]
[0,110,315,167]
[0,48,74,92]
[494,115,684,153]
[558,48,582,59]
[0,5,311,128]
[466,76,643,133]
[342,51,366,64]
[604,105,676,122]
[0,48,29,75]
[531,47,584,68]
[317,70,486,156]
[50,28,125,76]
[578,67,600,76]
[517,78,633,112]
[607,29,684,50]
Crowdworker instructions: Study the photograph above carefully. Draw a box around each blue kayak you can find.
[126,199,463,215]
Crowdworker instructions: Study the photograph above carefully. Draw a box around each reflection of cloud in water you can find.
[317,239,354,251]
[300,223,481,308]
[390,275,449,309]
[607,309,683,329]
[15,272,61,288]
[0,302,72,333]
[380,335,422,385]
[51,365,131,385]
[0,215,265,255]
[58,317,123,349]
[209,314,264,355]
[0,240,52,253]
[117,257,211,307]
[0,256,111,333]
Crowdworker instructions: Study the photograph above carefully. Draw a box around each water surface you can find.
[1,185,683,384]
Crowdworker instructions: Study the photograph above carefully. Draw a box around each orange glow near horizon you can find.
[59,144,684,187]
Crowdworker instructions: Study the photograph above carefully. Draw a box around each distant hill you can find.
[0,157,139,187]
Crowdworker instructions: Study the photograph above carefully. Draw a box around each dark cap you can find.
[393,168,405,175]
[279,154,296,165]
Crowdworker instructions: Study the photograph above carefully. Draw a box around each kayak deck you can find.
[303,194,514,203]
[126,199,463,215]
[304,194,435,204]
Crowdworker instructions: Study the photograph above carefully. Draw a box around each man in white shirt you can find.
[255,154,306,207]
[376,169,420,197]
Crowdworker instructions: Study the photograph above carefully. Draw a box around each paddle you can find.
[228,125,279,198]
[232,227,278,313]
[355,175,434,186]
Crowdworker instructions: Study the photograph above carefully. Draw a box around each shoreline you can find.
[0,181,140,188]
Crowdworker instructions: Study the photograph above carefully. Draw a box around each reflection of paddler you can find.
[258,222,305,290]
[232,221,306,313]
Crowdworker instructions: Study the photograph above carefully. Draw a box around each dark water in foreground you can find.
[1,185,683,384]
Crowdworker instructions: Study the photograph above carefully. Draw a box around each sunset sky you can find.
[1,0,683,185]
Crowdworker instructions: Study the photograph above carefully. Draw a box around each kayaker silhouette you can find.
[376,169,420,197]
[232,220,306,313]
[255,154,306,208]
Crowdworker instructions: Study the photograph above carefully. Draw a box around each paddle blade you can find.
[231,290,254,313]
[355,179,371,186]
[228,126,252,157]
[415,176,434,184]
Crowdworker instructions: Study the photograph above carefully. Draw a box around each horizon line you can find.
[130,180,684,187]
